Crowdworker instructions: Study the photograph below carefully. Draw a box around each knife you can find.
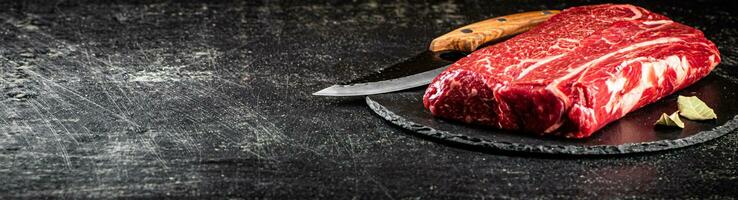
[313,10,560,96]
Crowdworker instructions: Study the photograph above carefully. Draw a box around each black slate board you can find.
[367,73,738,155]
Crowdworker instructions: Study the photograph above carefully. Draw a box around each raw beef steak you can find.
[423,4,720,138]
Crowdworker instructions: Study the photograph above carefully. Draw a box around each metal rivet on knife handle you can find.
[429,10,561,53]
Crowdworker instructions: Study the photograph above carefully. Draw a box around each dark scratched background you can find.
[0,0,737,199]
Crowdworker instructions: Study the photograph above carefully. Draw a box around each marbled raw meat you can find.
[423,4,720,138]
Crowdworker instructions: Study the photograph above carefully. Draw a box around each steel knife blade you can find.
[313,50,461,96]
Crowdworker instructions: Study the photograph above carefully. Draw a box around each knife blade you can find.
[313,10,560,96]
[313,66,449,96]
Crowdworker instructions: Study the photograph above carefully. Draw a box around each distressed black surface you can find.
[1,0,737,199]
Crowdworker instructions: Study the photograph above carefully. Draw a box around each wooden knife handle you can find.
[429,10,560,52]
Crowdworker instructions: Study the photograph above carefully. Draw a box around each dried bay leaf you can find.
[677,95,717,120]
[655,112,685,128]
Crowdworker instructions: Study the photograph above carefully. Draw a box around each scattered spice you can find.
[655,112,685,128]
[677,95,717,120]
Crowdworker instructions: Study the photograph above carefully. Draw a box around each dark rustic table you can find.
[1,0,737,199]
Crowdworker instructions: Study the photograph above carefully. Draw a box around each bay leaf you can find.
[677,95,717,120]
[655,111,685,128]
